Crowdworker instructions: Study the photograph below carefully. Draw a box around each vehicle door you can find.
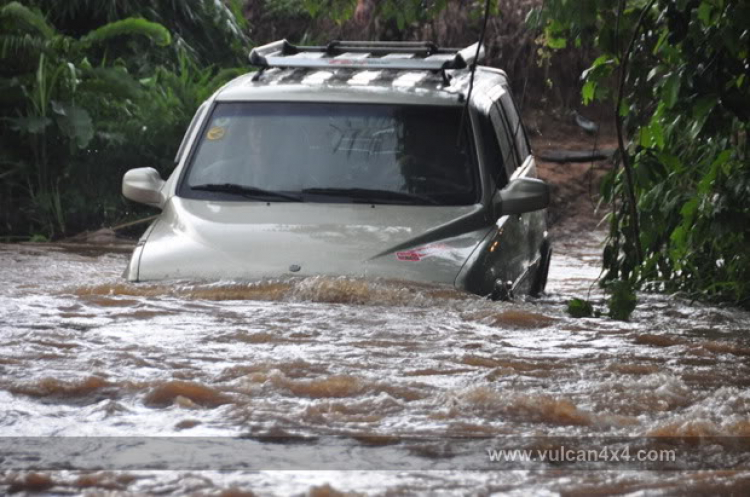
[480,86,528,293]
[497,87,545,293]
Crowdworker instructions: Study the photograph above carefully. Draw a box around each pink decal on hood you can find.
[396,243,449,262]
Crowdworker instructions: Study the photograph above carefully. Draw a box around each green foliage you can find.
[34,0,248,66]
[538,0,750,307]
[303,0,455,28]
[268,0,311,18]
[80,17,171,47]
[0,0,249,238]
[0,2,171,236]
[303,0,357,22]
[567,298,595,318]
[605,280,637,321]
[29,233,48,242]
[51,100,94,149]
[0,1,53,38]
[566,296,632,320]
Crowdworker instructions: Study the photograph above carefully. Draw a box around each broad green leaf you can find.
[692,94,717,121]
[590,54,611,68]
[697,153,726,195]
[52,102,94,149]
[302,0,321,17]
[680,197,699,218]
[581,55,614,81]
[710,149,733,171]
[663,72,681,109]
[688,117,705,140]
[546,36,566,49]
[653,28,669,55]
[650,121,665,150]
[698,2,712,25]
[619,98,630,117]
[582,80,597,105]
[546,19,565,34]
[656,152,682,173]
[639,126,653,148]
[669,235,689,268]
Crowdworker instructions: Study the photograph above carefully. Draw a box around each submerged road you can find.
[0,227,749,494]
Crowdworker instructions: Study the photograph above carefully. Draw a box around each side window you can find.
[478,111,508,188]
[489,103,518,178]
[499,92,531,161]
[174,102,208,165]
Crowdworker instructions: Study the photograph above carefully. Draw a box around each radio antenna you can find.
[456,0,491,147]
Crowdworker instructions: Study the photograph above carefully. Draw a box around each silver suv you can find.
[122,40,551,298]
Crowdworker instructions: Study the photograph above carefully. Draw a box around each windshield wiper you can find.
[301,187,440,205]
[191,183,303,202]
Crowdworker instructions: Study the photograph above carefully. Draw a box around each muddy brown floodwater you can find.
[1,221,749,495]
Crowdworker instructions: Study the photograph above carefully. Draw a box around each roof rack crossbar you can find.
[328,40,437,47]
[249,39,485,72]
[325,40,441,54]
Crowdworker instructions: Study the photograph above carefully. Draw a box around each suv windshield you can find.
[181,102,478,205]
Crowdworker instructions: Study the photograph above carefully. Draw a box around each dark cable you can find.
[456,0,492,147]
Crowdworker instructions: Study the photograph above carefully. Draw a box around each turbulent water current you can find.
[1,228,749,495]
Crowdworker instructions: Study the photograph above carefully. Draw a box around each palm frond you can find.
[0,2,55,39]
[80,17,171,48]
[0,33,48,58]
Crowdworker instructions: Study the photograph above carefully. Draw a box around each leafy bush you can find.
[535,0,749,307]
[567,298,595,318]
[34,0,248,66]
[0,0,248,239]
[0,1,170,236]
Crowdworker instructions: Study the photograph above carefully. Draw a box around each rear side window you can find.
[489,104,518,178]
[477,112,508,188]
[499,92,530,161]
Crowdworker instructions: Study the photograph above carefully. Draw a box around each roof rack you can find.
[249,39,485,72]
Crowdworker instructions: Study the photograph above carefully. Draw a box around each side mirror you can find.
[494,178,550,216]
[122,167,165,207]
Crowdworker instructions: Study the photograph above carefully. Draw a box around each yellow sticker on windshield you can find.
[207,126,226,140]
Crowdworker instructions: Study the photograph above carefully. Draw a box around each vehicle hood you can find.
[134,197,493,285]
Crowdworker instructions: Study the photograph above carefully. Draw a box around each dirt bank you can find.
[526,108,617,234]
